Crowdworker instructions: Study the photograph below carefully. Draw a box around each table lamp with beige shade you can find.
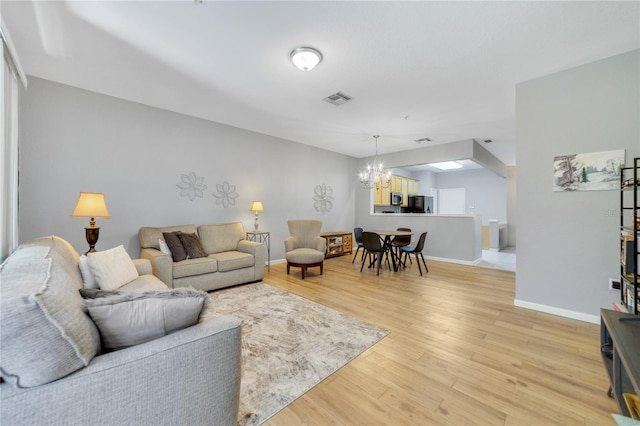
[250,201,264,231]
[70,192,111,254]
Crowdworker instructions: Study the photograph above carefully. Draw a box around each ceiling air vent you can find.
[322,92,352,106]
[414,137,432,143]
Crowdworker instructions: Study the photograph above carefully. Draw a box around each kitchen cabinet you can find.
[407,179,419,196]
[373,174,420,206]
[373,184,391,205]
[391,176,403,193]
[401,179,409,206]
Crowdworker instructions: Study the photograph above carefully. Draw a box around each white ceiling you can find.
[3,1,639,166]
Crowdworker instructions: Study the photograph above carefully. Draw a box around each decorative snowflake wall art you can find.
[313,183,334,214]
[213,181,239,208]
[176,172,207,201]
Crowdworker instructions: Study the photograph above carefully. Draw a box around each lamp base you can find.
[85,226,100,254]
[254,213,260,231]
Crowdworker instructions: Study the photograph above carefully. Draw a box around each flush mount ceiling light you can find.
[290,47,323,71]
[428,161,463,170]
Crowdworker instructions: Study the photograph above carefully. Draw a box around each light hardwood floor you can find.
[261,254,617,425]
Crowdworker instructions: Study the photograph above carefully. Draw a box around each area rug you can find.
[201,282,387,426]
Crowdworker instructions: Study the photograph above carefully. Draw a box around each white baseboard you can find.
[425,255,479,266]
[514,299,600,324]
[275,256,481,267]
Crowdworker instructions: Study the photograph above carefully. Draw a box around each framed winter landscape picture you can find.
[553,149,624,192]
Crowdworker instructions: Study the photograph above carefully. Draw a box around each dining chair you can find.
[352,227,366,264]
[360,232,391,276]
[391,227,412,267]
[400,231,429,276]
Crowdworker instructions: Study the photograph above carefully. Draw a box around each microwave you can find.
[390,192,403,206]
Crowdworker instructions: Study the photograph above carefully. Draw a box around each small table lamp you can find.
[250,201,264,231]
[71,192,111,254]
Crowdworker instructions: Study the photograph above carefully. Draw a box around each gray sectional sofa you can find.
[139,222,266,291]
[0,235,242,426]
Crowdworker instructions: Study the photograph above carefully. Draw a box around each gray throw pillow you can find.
[162,231,188,262]
[80,288,208,351]
[178,232,208,259]
[0,236,100,388]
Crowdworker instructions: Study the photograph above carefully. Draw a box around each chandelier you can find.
[359,135,391,189]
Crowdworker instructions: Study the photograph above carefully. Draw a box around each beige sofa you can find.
[139,222,266,292]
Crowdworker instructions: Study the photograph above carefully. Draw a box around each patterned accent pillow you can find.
[162,231,188,262]
[178,233,208,259]
[80,288,208,351]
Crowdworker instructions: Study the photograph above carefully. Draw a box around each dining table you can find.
[367,230,413,272]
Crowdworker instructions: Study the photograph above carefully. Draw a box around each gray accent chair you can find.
[284,220,326,279]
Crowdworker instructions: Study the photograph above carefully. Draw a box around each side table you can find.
[246,230,270,271]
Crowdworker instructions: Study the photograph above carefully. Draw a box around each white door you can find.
[439,188,466,214]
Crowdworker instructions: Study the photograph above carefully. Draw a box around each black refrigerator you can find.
[407,195,425,213]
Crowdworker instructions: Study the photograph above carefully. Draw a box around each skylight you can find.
[427,161,463,170]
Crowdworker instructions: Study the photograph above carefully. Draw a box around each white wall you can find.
[19,77,357,261]
[516,49,639,321]
[435,168,507,222]
[394,167,508,224]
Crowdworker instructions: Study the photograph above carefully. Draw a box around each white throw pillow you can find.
[87,245,139,291]
[158,238,171,255]
[78,255,99,289]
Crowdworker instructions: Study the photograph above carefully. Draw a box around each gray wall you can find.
[516,49,639,320]
[352,214,482,263]
[354,139,511,259]
[433,168,507,223]
[19,77,357,261]
[506,166,517,248]
[355,140,512,222]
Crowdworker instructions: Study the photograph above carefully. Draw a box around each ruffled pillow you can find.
[80,288,208,351]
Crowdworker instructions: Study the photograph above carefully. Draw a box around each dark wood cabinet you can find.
[600,309,640,417]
